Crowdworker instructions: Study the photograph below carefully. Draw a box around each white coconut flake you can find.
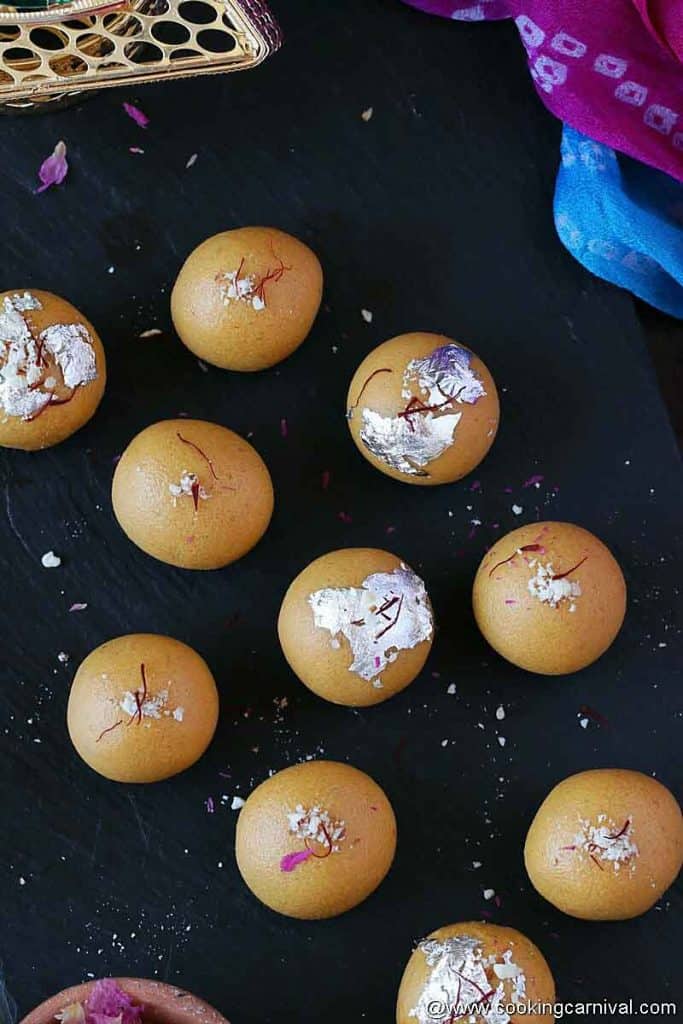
[527,561,582,609]
[41,550,61,568]
[361,308,373,323]
[119,685,185,725]
[287,804,346,852]
[120,689,168,720]
[219,267,265,312]
[308,563,433,686]
[569,814,639,873]
[168,471,209,505]
[231,796,245,810]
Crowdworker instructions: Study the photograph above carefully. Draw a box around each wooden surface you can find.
[1,1,681,1021]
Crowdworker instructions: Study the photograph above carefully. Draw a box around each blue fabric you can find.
[554,125,683,319]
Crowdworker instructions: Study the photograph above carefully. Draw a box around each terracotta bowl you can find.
[20,979,230,1024]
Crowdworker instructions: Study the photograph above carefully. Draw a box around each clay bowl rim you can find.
[20,978,230,1024]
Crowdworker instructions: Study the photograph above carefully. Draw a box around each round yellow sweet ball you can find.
[235,760,397,919]
[472,521,626,675]
[171,226,323,371]
[0,289,105,451]
[346,332,499,485]
[278,548,434,707]
[524,768,683,920]
[67,634,219,784]
[112,418,274,570]
[396,921,555,1023]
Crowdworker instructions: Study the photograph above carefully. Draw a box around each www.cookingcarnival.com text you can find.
[422,998,677,1018]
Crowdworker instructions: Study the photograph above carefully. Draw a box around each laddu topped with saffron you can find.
[112,418,274,571]
[235,760,396,919]
[525,769,683,921]
[67,634,219,784]
[171,226,323,372]
[473,521,626,675]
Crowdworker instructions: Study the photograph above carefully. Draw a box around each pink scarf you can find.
[402,0,683,181]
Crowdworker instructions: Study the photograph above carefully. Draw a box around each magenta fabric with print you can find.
[401,0,683,182]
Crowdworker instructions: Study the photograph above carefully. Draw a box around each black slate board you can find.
[1,1,681,1021]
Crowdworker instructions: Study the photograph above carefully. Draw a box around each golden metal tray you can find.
[0,0,281,110]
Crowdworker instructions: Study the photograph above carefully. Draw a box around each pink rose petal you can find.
[523,474,545,488]
[36,141,68,194]
[69,602,88,612]
[280,417,288,438]
[123,102,149,128]
[85,979,143,1024]
[280,848,314,873]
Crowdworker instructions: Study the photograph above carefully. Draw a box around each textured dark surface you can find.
[1,1,681,1022]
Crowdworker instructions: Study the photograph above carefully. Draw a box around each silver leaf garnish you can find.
[353,343,485,476]
[410,935,526,1024]
[405,343,486,406]
[308,563,433,685]
[361,408,462,476]
[0,293,97,421]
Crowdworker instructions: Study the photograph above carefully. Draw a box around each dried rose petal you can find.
[85,979,143,1024]
[123,102,149,128]
[280,848,314,873]
[36,141,68,194]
